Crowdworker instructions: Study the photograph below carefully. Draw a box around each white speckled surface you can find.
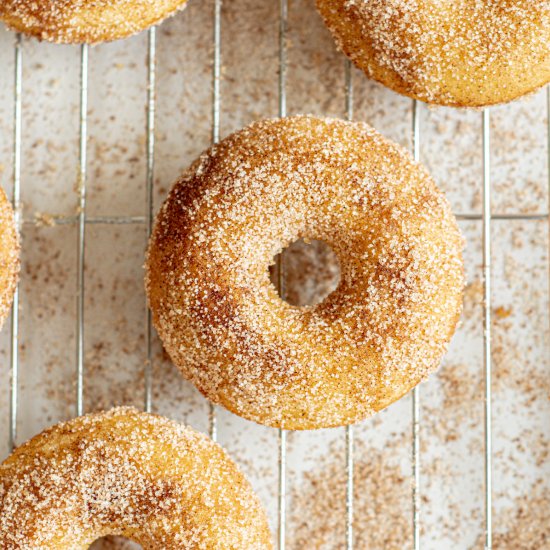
[0,1,548,548]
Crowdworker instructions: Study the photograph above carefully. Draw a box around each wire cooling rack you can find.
[4,2,550,549]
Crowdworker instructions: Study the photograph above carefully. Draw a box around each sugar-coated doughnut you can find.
[0,0,189,44]
[146,115,464,430]
[316,0,550,107]
[0,407,272,549]
[0,187,19,329]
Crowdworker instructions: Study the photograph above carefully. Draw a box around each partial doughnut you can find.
[146,115,464,430]
[0,407,272,549]
[316,0,550,107]
[0,187,19,329]
[0,0,190,44]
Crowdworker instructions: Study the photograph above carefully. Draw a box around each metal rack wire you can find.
[6,2,550,549]
[344,59,355,550]
[277,3,288,547]
[411,99,421,550]
[76,43,88,418]
[481,108,493,550]
[8,32,22,454]
[144,27,157,416]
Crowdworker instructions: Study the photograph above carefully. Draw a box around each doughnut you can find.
[316,0,550,107]
[0,0,189,44]
[146,115,464,430]
[0,407,272,548]
[0,187,19,329]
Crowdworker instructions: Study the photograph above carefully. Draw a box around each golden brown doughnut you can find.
[0,0,189,44]
[316,0,550,107]
[146,115,464,430]
[0,407,272,549]
[0,187,19,328]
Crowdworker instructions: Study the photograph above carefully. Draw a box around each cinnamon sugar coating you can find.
[146,115,464,430]
[0,408,273,549]
[0,187,19,329]
[0,0,189,44]
[316,0,550,107]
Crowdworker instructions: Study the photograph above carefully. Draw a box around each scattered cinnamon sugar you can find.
[425,362,482,444]
[289,440,410,549]
[475,482,549,549]
[272,239,340,307]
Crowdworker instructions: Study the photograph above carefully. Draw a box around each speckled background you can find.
[0,1,548,548]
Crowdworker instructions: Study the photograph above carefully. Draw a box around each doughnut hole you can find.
[89,536,141,549]
[270,239,341,307]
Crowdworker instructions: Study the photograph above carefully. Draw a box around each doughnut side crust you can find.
[0,188,19,329]
[316,0,550,107]
[0,0,189,44]
[0,408,273,549]
[146,115,464,430]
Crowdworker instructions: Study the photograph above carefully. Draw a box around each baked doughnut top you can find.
[146,115,464,429]
[0,408,272,549]
[0,187,19,329]
[316,0,550,107]
[0,0,189,44]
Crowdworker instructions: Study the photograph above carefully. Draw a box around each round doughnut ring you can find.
[316,0,550,107]
[146,115,464,430]
[0,187,19,329]
[0,0,190,44]
[0,408,272,549]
